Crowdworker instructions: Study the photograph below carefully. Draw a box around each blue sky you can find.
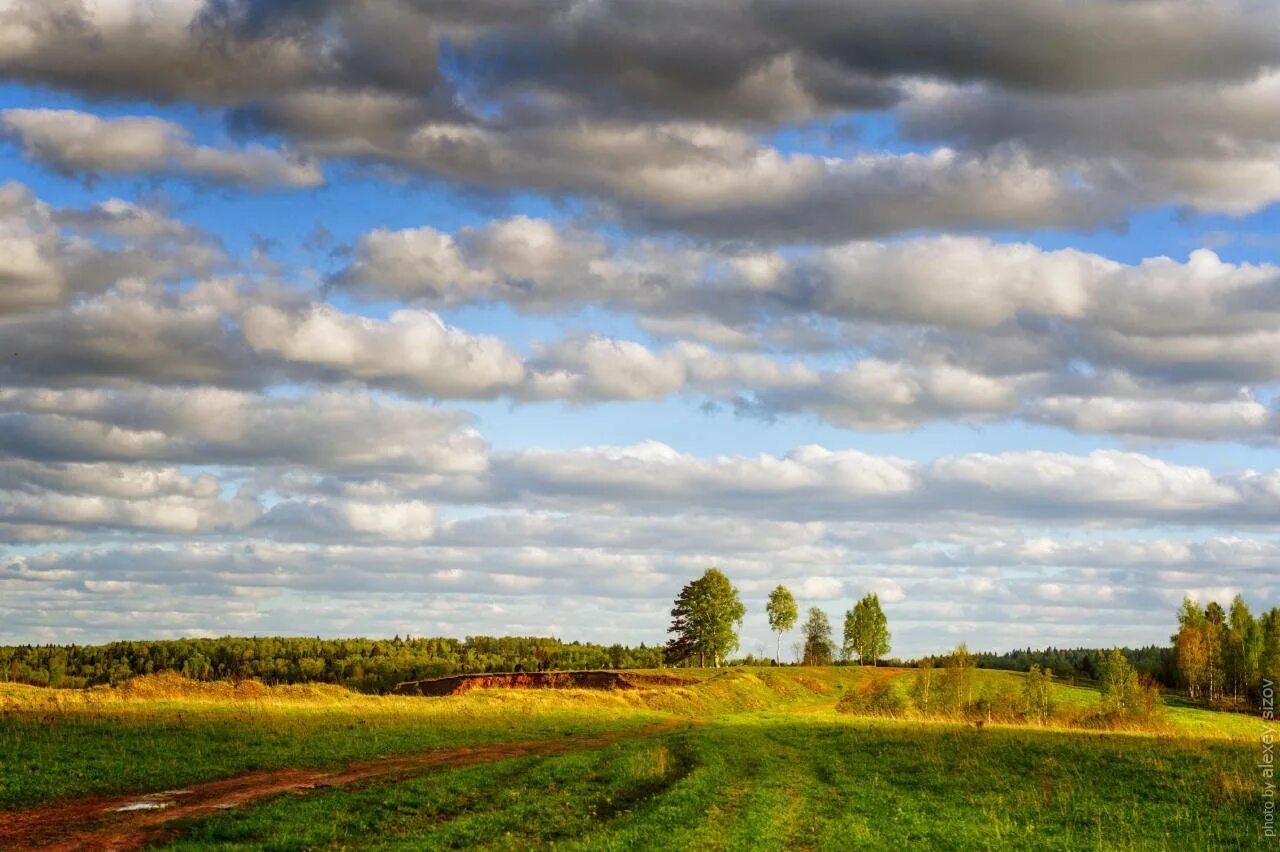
[3,0,1280,655]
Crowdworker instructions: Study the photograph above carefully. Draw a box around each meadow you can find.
[0,667,1267,850]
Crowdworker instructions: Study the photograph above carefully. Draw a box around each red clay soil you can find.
[393,670,691,696]
[0,720,684,851]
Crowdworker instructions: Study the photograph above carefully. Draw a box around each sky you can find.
[2,0,1280,657]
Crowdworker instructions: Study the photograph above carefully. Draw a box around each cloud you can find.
[901,71,1280,216]
[8,1,1275,116]
[332,219,1280,439]
[1029,395,1273,442]
[751,359,1021,431]
[0,458,257,538]
[4,3,1278,234]
[2,109,322,188]
[1,280,259,386]
[0,386,487,474]
[284,119,1112,240]
[0,0,446,105]
[338,223,1280,344]
[489,441,1280,526]
[523,337,818,402]
[5,1,1280,650]
[4,509,1278,649]
[0,486,257,535]
[240,304,528,398]
[0,182,221,315]
[493,441,918,515]
[256,498,438,542]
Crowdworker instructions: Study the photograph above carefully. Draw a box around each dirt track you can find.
[0,720,684,851]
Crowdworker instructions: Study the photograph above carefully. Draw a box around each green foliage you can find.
[1020,664,1054,724]
[964,644,1174,684]
[836,681,905,716]
[1262,609,1280,693]
[765,585,798,662]
[909,658,938,714]
[938,643,976,714]
[0,635,663,693]
[1171,595,1274,708]
[1098,648,1163,724]
[664,568,746,668]
[842,593,891,665]
[801,608,835,665]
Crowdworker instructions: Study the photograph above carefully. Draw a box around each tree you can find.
[801,608,835,665]
[865,594,890,666]
[765,585,799,664]
[1173,597,1208,699]
[1204,601,1226,701]
[842,606,859,662]
[664,568,746,668]
[1021,664,1054,724]
[1225,594,1262,701]
[1261,608,1280,696]
[1099,647,1163,722]
[939,643,975,714]
[910,658,937,714]
[843,593,891,665]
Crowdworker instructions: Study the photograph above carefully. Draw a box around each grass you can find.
[160,715,1261,850]
[0,674,663,809]
[1,667,1271,849]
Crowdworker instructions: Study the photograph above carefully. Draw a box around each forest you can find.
[0,635,663,693]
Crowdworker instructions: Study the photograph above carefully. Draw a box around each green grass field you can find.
[0,668,1269,849]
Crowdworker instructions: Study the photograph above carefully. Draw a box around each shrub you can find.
[836,681,906,717]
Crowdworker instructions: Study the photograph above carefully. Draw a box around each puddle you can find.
[113,802,172,813]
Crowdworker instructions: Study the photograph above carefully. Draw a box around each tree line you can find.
[0,635,662,693]
[663,568,891,667]
[965,645,1174,684]
[1172,594,1280,709]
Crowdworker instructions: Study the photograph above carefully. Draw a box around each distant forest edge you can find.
[1,634,1169,695]
[0,636,665,694]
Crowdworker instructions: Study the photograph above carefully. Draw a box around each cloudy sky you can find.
[2,0,1280,656]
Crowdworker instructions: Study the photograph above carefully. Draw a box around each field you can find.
[0,667,1267,850]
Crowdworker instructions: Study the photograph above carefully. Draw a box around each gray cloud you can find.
[7,1,1275,116]
[0,386,487,474]
[0,0,446,105]
[901,71,1280,216]
[0,182,222,316]
[4,2,1277,236]
[3,109,323,188]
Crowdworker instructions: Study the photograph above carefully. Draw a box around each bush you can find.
[836,681,906,717]
[973,684,1023,723]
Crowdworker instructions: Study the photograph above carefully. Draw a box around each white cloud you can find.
[241,304,527,398]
